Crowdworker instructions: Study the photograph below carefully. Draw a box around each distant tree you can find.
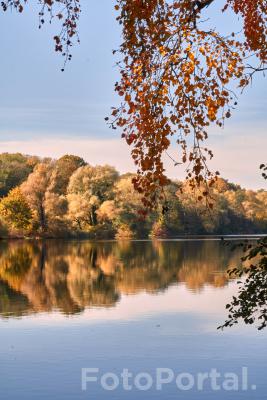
[21,163,53,233]
[68,165,119,200]
[158,182,184,235]
[67,165,119,228]
[113,175,152,237]
[115,223,135,240]
[97,200,117,223]
[67,193,100,229]
[0,187,32,230]
[0,153,37,197]
[44,191,68,233]
[150,220,168,238]
[48,154,86,195]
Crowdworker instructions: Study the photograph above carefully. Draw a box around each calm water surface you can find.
[0,239,266,399]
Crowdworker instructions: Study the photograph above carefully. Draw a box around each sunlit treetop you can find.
[1,0,266,209]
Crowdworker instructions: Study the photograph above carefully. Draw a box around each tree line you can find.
[0,152,266,238]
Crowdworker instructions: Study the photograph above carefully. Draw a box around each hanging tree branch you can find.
[1,0,266,208]
[1,0,81,70]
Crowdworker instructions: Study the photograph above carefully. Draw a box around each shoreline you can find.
[0,234,266,242]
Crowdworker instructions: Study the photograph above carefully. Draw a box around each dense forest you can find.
[0,153,266,239]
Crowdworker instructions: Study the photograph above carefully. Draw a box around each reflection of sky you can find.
[0,1,266,188]
[1,281,267,400]
[0,238,267,399]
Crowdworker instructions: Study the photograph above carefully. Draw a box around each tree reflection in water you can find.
[0,240,242,318]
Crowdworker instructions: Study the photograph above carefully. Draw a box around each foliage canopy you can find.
[0,153,266,238]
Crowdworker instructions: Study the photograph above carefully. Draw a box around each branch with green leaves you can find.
[219,165,267,330]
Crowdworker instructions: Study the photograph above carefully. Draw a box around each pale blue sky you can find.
[0,0,266,188]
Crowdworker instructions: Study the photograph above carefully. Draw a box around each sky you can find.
[0,0,266,189]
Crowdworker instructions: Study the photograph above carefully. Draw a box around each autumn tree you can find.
[19,155,87,234]
[112,0,266,207]
[0,187,33,231]
[67,165,119,229]
[152,182,184,237]
[97,200,117,224]
[113,174,153,237]
[48,154,86,195]
[0,153,37,197]
[21,163,54,233]
[44,191,68,233]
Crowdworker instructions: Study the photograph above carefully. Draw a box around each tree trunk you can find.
[39,203,46,234]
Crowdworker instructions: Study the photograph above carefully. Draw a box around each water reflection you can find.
[0,240,242,318]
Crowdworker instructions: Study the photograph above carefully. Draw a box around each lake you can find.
[0,239,266,399]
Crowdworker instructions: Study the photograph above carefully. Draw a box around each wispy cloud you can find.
[0,102,114,139]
